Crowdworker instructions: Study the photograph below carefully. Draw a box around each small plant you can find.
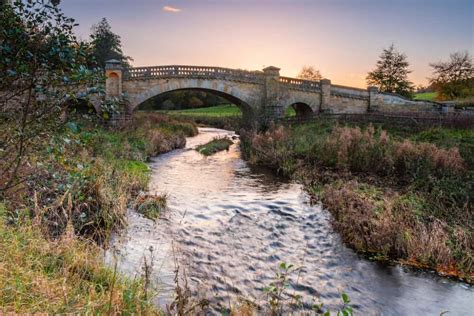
[263,262,297,314]
[313,293,353,316]
[263,262,353,315]
[135,193,167,220]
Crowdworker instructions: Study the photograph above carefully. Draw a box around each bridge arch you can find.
[289,102,314,118]
[124,78,263,123]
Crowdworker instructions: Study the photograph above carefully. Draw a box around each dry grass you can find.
[321,181,473,282]
[242,124,473,281]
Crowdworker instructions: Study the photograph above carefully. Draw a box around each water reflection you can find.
[108,127,473,314]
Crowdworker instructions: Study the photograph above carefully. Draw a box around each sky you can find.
[60,0,473,88]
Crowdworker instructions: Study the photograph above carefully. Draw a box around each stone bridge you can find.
[105,60,439,124]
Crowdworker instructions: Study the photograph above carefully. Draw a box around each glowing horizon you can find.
[61,0,473,88]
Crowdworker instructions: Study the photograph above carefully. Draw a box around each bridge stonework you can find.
[105,60,441,125]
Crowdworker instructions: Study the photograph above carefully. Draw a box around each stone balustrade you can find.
[124,65,265,84]
[279,76,321,91]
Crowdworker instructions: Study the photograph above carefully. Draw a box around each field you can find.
[414,92,438,101]
[158,104,241,117]
[156,104,297,118]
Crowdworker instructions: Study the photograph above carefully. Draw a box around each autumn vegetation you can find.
[242,122,473,282]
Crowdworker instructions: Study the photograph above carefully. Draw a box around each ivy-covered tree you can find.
[89,18,132,69]
[0,0,101,192]
[429,51,474,100]
[367,45,414,98]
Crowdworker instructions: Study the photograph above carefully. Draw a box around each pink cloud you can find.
[163,5,181,13]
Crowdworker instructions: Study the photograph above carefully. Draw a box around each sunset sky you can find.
[61,0,473,88]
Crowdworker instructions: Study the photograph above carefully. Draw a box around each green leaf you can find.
[341,292,350,304]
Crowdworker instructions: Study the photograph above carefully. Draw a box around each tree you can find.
[89,18,132,69]
[429,51,474,100]
[298,66,323,81]
[0,0,101,193]
[366,45,414,98]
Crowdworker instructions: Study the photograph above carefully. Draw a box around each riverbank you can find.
[0,113,197,313]
[241,121,473,284]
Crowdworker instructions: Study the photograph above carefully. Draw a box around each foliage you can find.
[0,0,102,193]
[196,137,233,156]
[366,44,415,98]
[89,18,132,69]
[298,65,323,81]
[429,51,474,100]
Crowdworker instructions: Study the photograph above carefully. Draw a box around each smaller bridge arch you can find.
[290,102,314,118]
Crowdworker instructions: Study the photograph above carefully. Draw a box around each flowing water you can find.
[107,127,473,315]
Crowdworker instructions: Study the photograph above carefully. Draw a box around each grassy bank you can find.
[0,203,157,314]
[242,121,473,283]
[0,113,197,313]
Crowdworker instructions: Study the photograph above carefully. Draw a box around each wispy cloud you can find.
[163,5,181,13]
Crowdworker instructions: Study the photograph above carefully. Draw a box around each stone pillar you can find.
[320,79,331,112]
[105,59,123,99]
[263,66,282,120]
[367,86,379,112]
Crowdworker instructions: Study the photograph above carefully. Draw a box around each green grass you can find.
[414,92,438,101]
[0,203,157,314]
[158,104,241,117]
[196,137,234,156]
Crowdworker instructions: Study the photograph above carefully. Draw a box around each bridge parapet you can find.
[279,76,320,92]
[124,65,265,84]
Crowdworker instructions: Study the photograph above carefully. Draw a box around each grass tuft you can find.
[135,193,167,220]
[196,137,234,156]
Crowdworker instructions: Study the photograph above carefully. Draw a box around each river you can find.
[106,127,473,315]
